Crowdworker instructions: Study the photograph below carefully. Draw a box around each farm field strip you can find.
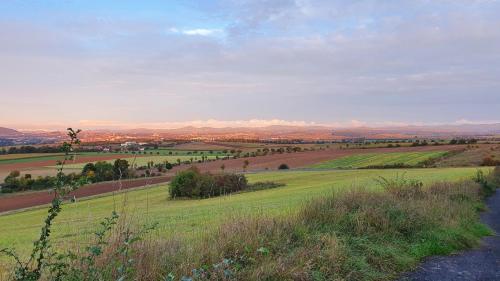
[51,155,222,169]
[0,167,488,258]
[0,152,131,166]
[0,154,68,165]
[311,151,448,169]
[0,153,65,162]
[147,148,230,154]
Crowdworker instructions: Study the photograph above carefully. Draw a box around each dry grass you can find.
[436,145,500,167]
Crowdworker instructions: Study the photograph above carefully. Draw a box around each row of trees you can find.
[81,159,130,182]
[0,145,63,154]
[449,138,478,145]
[0,159,132,193]
[0,171,81,193]
[0,145,102,155]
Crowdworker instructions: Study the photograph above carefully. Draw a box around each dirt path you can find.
[401,190,500,280]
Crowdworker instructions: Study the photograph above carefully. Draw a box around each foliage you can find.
[1,128,84,280]
[113,159,130,180]
[5,146,63,154]
[375,173,424,199]
[1,171,82,193]
[449,138,478,145]
[473,169,497,196]
[1,157,132,194]
[93,161,115,182]
[481,156,500,166]
[169,167,248,198]
[277,163,289,170]
[1,129,157,281]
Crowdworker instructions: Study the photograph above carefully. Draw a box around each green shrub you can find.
[473,169,498,196]
[169,167,248,198]
[278,163,289,170]
[482,156,500,166]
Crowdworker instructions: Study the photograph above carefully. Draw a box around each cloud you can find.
[454,119,500,125]
[168,27,224,36]
[183,28,223,36]
[77,119,323,130]
[0,1,499,127]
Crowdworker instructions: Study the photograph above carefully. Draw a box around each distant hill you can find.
[0,127,21,137]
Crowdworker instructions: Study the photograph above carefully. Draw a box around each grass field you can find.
[0,152,117,165]
[0,153,66,164]
[311,151,448,169]
[146,148,231,155]
[0,167,488,260]
[54,155,222,169]
[0,153,65,162]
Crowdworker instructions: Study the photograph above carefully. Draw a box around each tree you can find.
[164,162,173,170]
[278,163,289,170]
[82,163,96,176]
[113,159,130,180]
[94,161,114,182]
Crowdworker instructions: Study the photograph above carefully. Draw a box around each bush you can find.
[278,163,289,170]
[481,156,500,166]
[169,167,248,198]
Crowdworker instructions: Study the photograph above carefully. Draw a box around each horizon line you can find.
[2,118,500,132]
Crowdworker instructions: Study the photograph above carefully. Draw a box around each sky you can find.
[0,0,499,130]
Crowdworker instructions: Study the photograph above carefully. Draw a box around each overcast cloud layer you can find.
[0,0,499,129]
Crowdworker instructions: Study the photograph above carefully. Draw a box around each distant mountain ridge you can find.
[2,123,499,142]
[0,127,21,137]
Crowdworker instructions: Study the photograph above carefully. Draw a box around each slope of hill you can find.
[0,127,21,137]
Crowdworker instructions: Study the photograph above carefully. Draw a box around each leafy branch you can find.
[1,128,83,281]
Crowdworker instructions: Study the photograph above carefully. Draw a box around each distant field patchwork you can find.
[54,155,222,169]
[311,151,448,169]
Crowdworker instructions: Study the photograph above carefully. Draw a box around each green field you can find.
[0,167,487,258]
[0,153,66,165]
[0,152,111,165]
[0,153,65,162]
[144,148,231,156]
[49,155,222,169]
[311,151,448,169]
